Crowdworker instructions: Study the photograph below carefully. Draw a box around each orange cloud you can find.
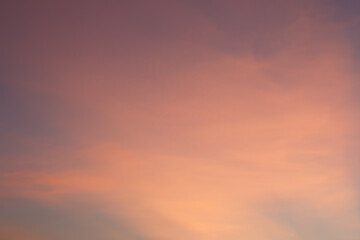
[1,1,359,240]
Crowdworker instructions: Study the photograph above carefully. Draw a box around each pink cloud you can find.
[1,1,359,239]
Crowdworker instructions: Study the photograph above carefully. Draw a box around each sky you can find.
[0,0,360,239]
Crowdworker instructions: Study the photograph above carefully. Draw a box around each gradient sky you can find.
[1,1,360,240]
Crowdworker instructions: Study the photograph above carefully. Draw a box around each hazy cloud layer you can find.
[1,1,359,239]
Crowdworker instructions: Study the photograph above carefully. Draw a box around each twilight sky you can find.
[0,1,360,239]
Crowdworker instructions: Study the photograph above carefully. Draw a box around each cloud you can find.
[0,1,359,239]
